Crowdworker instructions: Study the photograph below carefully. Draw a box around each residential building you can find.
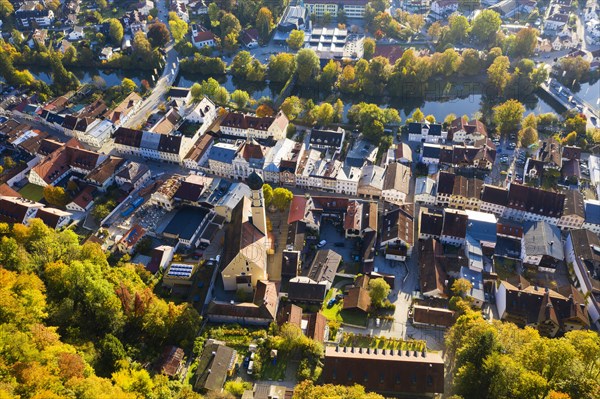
[66,185,96,213]
[504,184,565,224]
[440,209,468,246]
[106,92,143,127]
[583,200,600,234]
[414,176,436,205]
[15,3,55,27]
[113,128,193,163]
[220,111,289,141]
[194,342,237,393]
[479,184,508,216]
[447,118,487,144]
[357,165,385,198]
[117,224,146,254]
[185,97,217,126]
[162,262,197,293]
[419,238,447,298]
[558,189,585,230]
[407,122,446,143]
[430,0,458,16]
[115,161,151,192]
[34,207,72,230]
[436,172,483,211]
[380,203,414,260]
[184,133,214,170]
[304,0,369,19]
[522,221,564,272]
[206,280,278,325]
[495,277,589,337]
[84,156,125,191]
[419,210,444,240]
[192,29,217,48]
[308,127,345,154]
[381,163,411,205]
[385,142,413,165]
[345,138,377,168]
[412,305,455,328]
[0,196,44,225]
[343,275,371,314]
[322,346,444,396]
[344,200,377,238]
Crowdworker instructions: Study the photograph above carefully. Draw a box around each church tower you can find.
[247,171,268,236]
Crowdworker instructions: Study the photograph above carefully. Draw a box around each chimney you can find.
[374,348,378,354]
[366,348,370,354]
[359,347,362,354]
[351,347,354,353]
[413,351,418,357]
[421,350,426,358]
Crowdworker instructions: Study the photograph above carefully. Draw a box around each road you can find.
[123,0,180,129]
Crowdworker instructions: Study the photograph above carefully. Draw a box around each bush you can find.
[224,380,252,397]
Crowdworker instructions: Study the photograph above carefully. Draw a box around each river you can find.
[29,66,598,122]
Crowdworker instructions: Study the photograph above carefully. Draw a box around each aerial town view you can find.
[0,0,600,397]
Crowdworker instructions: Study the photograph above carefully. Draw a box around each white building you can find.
[414,177,436,205]
[79,119,114,148]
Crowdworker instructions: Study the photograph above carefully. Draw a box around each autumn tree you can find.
[295,48,320,85]
[147,22,170,47]
[169,12,188,42]
[363,38,376,60]
[493,99,525,135]
[487,55,510,95]
[268,53,296,82]
[272,187,293,210]
[256,104,275,117]
[121,78,137,94]
[321,60,340,89]
[280,96,303,120]
[310,103,335,126]
[262,183,274,206]
[256,7,273,43]
[0,0,15,18]
[287,29,305,50]
[470,9,501,46]
[519,126,538,147]
[43,186,71,208]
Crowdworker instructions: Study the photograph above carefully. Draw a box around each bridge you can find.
[539,77,599,129]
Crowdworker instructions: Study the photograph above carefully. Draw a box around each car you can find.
[317,240,327,248]
[247,361,254,375]
[375,318,381,327]
[327,298,338,307]
[243,357,250,367]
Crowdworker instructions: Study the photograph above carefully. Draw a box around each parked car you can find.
[317,240,327,248]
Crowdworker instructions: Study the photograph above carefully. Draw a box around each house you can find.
[504,184,565,224]
[162,262,197,293]
[106,92,143,127]
[412,305,455,328]
[380,203,414,260]
[0,196,44,225]
[343,275,371,314]
[583,200,600,234]
[357,165,385,198]
[495,277,589,337]
[440,209,468,246]
[117,224,146,254]
[459,267,485,308]
[99,47,114,61]
[431,0,458,16]
[113,127,193,164]
[479,184,508,216]
[558,189,585,230]
[418,210,444,240]
[407,122,447,143]
[447,118,487,144]
[66,185,96,213]
[146,245,175,274]
[304,0,369,19]
[419,238,447,298]
[241,384,292,399]
[421,143,441,165]
[536,137,562,170]
[565,229,600,329]
[344,200,377,238]
[167,87,192,103]
[277,304,329,342]
[206,280,279,326]
[381,163,411,205]
[386,142,413,165]
[84,156,125,191]
[186,97,217,125]
[239,28,259,48]
[137,0,154,15]
[115,161,151,192]
[288,249,341,303]
[521,221,564,273]
[414,177,436,205]
[308,127,345,154]
[15,4,55,28]
[68,26,85,40]
[220,172,268,291]
[157,346,184,377]
[184,134,214,170]
[545,13,569,31]
[79,119,113,148]
[322,346,444,396]
[194,342,237,393]
[34,207,72,230]
[436,172,483,211]
[345,138,377,168]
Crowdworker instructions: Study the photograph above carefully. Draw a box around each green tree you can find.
[293,380,384,399]
[214,86,230,104]
[295,48,320,85]
[444,14,470,44]
[487,55,510,95]
[263,184,273,206]
[287,29,305,50]
[470,10,501,46]
[43,186,71,208]
[3,156,15,169]
[333,98,344,123]
[272,187,293,210]
[509,27,538,58]
[268,53,296,82]
[220,12,241,39]
[412,108,424,122]
[280,96,303,121]
[231,90,250,109]
[311,103,335,126]
[451,278,473,298]
[121,78,137,94]
[321,60,340,89]
[108,18,124,45]
[256,7,274,43]
[223,31,239,52]
[460,48,482,76]
[556,56,590,86]
[428,21,442,42]
[230,51,252,78]
[190,82,203,102]
[368,278,391,308]
[493,99,525,136]
[0,0,15,18]
[363,38,376,60]
[522,113,537,130]
[147,22,170,47]
[168,12,188,42]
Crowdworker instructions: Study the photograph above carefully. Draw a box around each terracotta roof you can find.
[561,146,581,160]
[118,223,146,250]
[85,156,125,185]
[70,185,96,209]
[304,312,327,343]
[420,211,443,237]
[277,303,303,327]
[185,133,214,162]
[287,196,308,224]
[507,184,565,217]
[419,238,447,297]
[480,184,508,206]
[441,209,468,239]
[34,207,71,229]
[0,184,21,197]
[32,144,100,184]
[107,92,142,123]
[412,305,455,327]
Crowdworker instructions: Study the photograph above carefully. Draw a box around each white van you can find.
[247,361,254,375]
[317,240,327,248]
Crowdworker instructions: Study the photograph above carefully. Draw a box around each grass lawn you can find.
[494,258,518,280]
[321,288,368,327]
[260,352,288,380]
[18,183,44,201]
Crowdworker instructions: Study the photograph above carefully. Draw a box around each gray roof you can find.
[208,143,237,163]
[523,221,564,260]
[307,249,342,284]
[585,200,600,225]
